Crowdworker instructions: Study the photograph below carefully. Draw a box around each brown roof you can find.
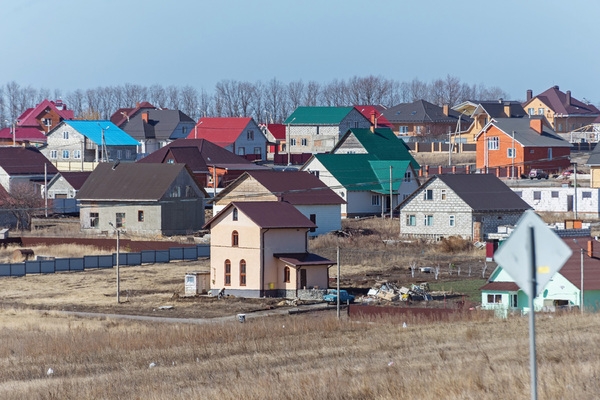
[218,170,345,205]
[559,237,600,290]
[0,147,58,175]
[77,163,195,201]
[204,201,316,230]
[480,281,520,291]
[58,172,92,190]
[274,253,334,266]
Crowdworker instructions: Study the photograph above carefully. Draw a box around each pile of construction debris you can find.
[361,280,433,303]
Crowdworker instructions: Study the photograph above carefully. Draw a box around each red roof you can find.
[0,127,47,142]
[110,102,156,126]
[559,237,600,290]
[480,281,520,291]
[186,117,252,146]
[355,105,393,129]
[265,123,286,140]
[17,99,74,127]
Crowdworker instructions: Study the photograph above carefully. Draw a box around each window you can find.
[237,147,245,156]
[301,138,307,146]
[310,170,320,179]
[126,150,132,159]
[511,294,518,308]
[547,148,552,160]
[254,147,261,155]
[399,126,408,134]
[89,212,99,228]
[507,148,516,158]
[551,191,559,198]
[533,191,541,200]
[423,190,433,200]
[424,215,433,226]
[406,215,416,226]
[182,127,187,136]
[43,118,52,127]
[167,159,175,164]
[50,150,57,159]
[514,191,522,197]
[232,208,238,221]
[404,171,411,182]
[449,215,455,227]
[441,189,447,200]
[247,130,254,140]
[528,108,535,115]
[487,294,502,303]
[63,131,69,139]
[239,260,246,286]
[232,230,239,247]
[371,195,380,206]
[116,212,125,228]
[290,138,296,146]
[538,108,544,115]
[284,266,291,283]
[488,137,499,150]
[117,150,122,159]
[224,260,231,286]
[582,191,592,199]
[171,186,181,198]
[62,150,70,159]
[309,214,316,233]
[138,210,144,222]
[558,123,563,132]
[73,150,81,159]
[416,126,422,134]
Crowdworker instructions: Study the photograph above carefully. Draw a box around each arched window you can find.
[232,231,239,247]
[240,260,246,286]
[284,266,291,283]
[232,208,238,221]
[224,260,231,286]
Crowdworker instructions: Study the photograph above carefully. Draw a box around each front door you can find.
[300,269,307,289]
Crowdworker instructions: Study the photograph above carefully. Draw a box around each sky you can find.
[2,0,600,103]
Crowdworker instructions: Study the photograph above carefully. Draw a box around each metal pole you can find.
[389,166,393,220]
[581,248,584,313]
[44,163,48,218]
[116,229,120,304]
[213,165,217,198]
[336,245,340,319]
[528,226,538,400]
[574,162,578,220]
[512,131,515,179]
[12,122,15,147]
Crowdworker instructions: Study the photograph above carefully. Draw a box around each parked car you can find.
[529,169,549,180]
[323,289,355,304]
[562,169,584,177]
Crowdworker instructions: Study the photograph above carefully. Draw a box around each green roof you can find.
[313,154,412,193]
[335,128,420,170]
[284,107,354,124]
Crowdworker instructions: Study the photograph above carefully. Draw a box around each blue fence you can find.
[0,244,209,278]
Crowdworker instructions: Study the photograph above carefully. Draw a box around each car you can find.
[323,289,355,304]
[529,169,549,180]
[562,169,584,177]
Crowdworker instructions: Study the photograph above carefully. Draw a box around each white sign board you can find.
[494,210,572,298]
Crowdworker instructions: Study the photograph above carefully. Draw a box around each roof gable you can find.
[284,107,355,124]
[205,201,315,229]
[17,99,74,127]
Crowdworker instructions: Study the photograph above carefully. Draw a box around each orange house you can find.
[475,117,571,177]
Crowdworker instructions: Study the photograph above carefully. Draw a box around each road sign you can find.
[494,210,572,298]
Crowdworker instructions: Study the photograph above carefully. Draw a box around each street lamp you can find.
[286,117,296,166]
[572,161,578,220]
[109,222,121,304]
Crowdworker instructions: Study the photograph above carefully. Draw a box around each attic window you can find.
[247,130,254,140]
[411,111,417,115]
[167,159,175,164]
[232,208,238,221]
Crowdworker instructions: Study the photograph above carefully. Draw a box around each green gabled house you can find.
[284,106,371,154]
[302,154,419,218]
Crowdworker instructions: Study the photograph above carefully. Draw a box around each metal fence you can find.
[0,244,209,278]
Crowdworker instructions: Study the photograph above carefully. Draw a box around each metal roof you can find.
[204,201,316,229]
[274,253,334,266]
[0,147,58,175]
[284,107,355,124]
[63,120,139,146]
[481,118,571,148]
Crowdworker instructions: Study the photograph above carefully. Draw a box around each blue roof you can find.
[65,120,139,146]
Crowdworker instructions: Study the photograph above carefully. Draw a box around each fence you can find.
[0,244,210,278]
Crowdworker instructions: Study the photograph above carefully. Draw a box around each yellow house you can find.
[203,201,333,298]
[453,100,526,144]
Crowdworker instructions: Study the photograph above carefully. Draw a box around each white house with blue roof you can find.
[42,120,140,165]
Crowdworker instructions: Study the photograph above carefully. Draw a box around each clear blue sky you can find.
[3,0,600,103]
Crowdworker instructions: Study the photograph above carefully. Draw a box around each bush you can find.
[438,236,473,253]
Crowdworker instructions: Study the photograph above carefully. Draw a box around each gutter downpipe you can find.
[261,228,270,297]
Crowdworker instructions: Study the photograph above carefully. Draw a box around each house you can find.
[355,105,394,129]
[137,138,268,195]
[15,99,74,134]
[586,143,600,188]
[260,123,286,160]
[211,170,345,236]
[511,186,599,218]
[380,100,471,140]
[111,105,196,156]
[0,146,58,193]
[283,107,371,154]
[481,235,600,313]
[76,163,206,236]
[45,171,91,214]
[110,101,155,125]
[475,117,571,176]
[203,201,334,298]
[522,86,600,137]
[186,117,268,161]
[42,120,139,165]
[0,126,48,147]
[303,154,419,218]
[397,174,531,241]
[452,99,526,144]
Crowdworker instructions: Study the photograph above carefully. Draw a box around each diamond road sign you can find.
[493,210,572,299]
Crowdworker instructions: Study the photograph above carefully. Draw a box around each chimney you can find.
[566,90,572,106]
[142,111,149,123]
[370,110,376,133]
[588,240,593,258]
[530,118,543,134]
[526,90,532,101]
[21,140,30,148]
[442,104,449,116]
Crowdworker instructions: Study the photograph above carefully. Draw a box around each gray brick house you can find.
[397,174,530,241]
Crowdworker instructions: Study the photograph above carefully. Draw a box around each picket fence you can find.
[0,244,210,277]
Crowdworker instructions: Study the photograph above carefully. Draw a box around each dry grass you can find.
[0,308,598,399]
[0,243,107,263]
[413,151,476,167]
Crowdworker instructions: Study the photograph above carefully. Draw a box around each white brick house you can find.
[512,186,600,218]
[398,174,531,241]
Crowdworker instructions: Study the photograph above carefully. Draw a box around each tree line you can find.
[0,75,510,126]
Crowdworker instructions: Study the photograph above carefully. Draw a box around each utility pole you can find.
[286,117,296,166]
[44,163,48,218]
[389,165,393,219]
[336,245,340,319]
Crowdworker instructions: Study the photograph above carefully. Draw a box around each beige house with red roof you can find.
[204,201,333,298]
[187,117,268,161]
[16,99,74,134]
[211,170,345,236]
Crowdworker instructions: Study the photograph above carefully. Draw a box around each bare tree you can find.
[406,78,429,102]
[287,80,305,111]
[85,88,100,115]
[265,78,286,122]
[166,86,180,110]
[149,84,168,109]
[65,89,86,117]
[198,89,212,119]
[180,85,199,117]
[123,83,147,107]
[238,81,256,117]
[0,182,44,230]
[304,81,320,106]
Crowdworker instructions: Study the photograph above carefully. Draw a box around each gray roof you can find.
[586,143,600,165]
[77,163,197,201]
[398,174,531,212]
[382,100,471,124]
[120,109,195,141]
[480,118,571,148]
